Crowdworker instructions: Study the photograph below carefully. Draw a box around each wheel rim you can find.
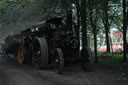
[17,47,24,64]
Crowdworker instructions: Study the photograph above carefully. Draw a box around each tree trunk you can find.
[76,0,80,40]
[105,25,110,53]
[103,1,110,53]
[122,0,127,62]
[81,0,88,47]
[110,36,114,55]
[94,31,98,63]
[90,15,98,63]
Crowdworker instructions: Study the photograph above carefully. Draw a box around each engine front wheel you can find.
[80,47,91,71]
[53,48,64,74]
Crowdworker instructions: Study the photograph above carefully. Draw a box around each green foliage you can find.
[16,0,28,10]
[0,0,29,23]
[39,0,54,4]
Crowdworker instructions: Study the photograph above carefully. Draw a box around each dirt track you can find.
[0,57,128,85]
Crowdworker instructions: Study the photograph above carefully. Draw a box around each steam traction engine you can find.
[12,11,91,73]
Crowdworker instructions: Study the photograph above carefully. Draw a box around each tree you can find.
[81,0,88,47]
[101,0,111,53]
[99,0,121,53]
[122,0,127,62]
[75,0,81,40]
[88,0,100,63]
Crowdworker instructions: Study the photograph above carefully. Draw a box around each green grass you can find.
[95,52,128,69]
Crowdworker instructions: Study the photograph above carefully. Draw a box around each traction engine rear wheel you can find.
[32,37,48,69]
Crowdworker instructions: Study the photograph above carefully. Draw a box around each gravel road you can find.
[0,57,128,85]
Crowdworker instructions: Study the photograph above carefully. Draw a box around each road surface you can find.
[0,56,128,85]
